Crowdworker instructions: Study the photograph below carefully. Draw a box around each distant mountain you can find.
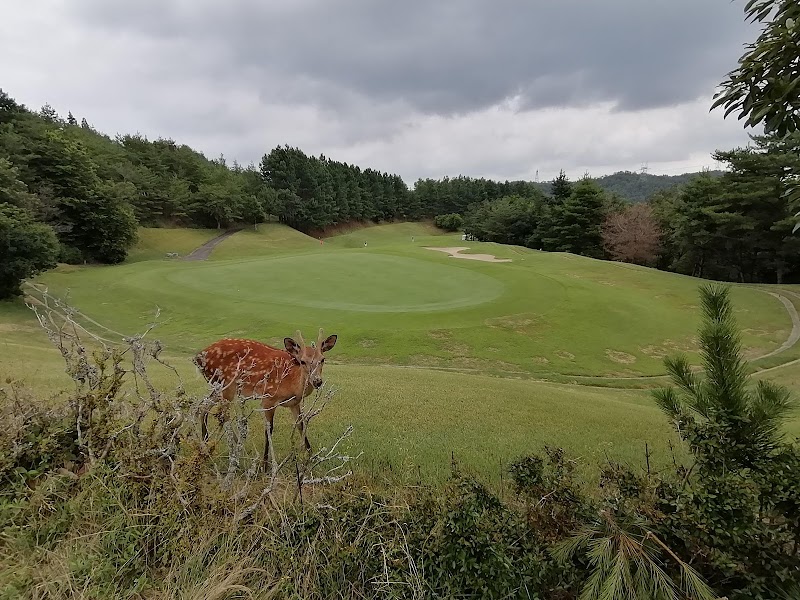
[533,170,724,203]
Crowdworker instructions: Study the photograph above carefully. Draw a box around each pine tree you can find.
[550,169,572,203]
[712,132,800,283]
[542,177,606,257]
[39,103,59,123]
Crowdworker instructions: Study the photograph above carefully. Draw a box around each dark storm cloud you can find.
[74,0,752,116]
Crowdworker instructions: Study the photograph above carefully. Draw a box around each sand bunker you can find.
[425,246,512,263]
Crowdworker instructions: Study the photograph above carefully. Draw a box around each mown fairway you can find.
[1,222,799,478]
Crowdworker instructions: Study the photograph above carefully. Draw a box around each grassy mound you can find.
[125,227,219,262]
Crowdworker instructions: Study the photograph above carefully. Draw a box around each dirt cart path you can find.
[183,228,242,261]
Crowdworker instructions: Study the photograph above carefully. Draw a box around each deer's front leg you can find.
[290,404,312,452]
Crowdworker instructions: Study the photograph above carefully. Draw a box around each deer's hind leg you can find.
[262,407,276,470]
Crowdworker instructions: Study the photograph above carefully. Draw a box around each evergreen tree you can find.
[713,133,800,283]
[38,104,60,124]
[662,174,724,279]
[542,177,606,257]
[550,170,572,203]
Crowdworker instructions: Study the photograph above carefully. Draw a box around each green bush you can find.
[57,243,84,264]
[433,213,463,231]
[0,203,59,299]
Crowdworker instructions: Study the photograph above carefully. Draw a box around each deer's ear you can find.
[284,337,301,357]
[321,334,337,352]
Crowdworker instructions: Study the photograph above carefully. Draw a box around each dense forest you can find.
[2,85,799,299]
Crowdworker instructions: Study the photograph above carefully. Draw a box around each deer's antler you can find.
[316,328,325,349]
[294,329,306,350]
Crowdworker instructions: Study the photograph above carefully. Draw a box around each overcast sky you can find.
[1,1,758,184]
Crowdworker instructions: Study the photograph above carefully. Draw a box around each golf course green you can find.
[1,221,798,478]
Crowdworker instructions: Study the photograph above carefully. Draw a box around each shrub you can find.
[57,243,84,264]
[0,203,59,299]
[433,213,463,231]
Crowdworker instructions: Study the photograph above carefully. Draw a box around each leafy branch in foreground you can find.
[553,510,716,600]
[712,0,800,218]
[712,0,800,138]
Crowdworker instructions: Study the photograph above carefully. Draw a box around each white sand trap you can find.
[425,246,512,263]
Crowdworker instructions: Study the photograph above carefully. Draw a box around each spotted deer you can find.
[193,329,337,466]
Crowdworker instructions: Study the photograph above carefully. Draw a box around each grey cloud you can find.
[0,1,753,185]
[73,0,753,116]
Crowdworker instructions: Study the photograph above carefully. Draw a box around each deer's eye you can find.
[300,359,307,366]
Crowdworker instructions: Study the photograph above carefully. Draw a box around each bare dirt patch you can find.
[425,247,512,263]
[743,328,775,337]
[532,356,550,365]
[639,337,699,358]
[555,350,575,361]
[605,349,637,364]
[447,343,472,356]
[428,329,452,340]
[485,313,543,334]
[359,339,378,348]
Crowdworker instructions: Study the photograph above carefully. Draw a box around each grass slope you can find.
[21,225,788,377]
[1,221,798,475]
[126,227,220,263]
[210,222,319,260]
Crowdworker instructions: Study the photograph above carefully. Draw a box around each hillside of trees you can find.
[591,169,723,202]
[2,84,798,297]
[526,170,723,202]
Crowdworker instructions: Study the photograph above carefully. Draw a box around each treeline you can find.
[461,172,622,259]
[411,170,710,214]
[412,176,548,216]
[653,133,800,283]
[459,133,800,284]
[260,146,414,231]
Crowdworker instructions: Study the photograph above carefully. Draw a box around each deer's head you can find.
[284,328,337,389]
